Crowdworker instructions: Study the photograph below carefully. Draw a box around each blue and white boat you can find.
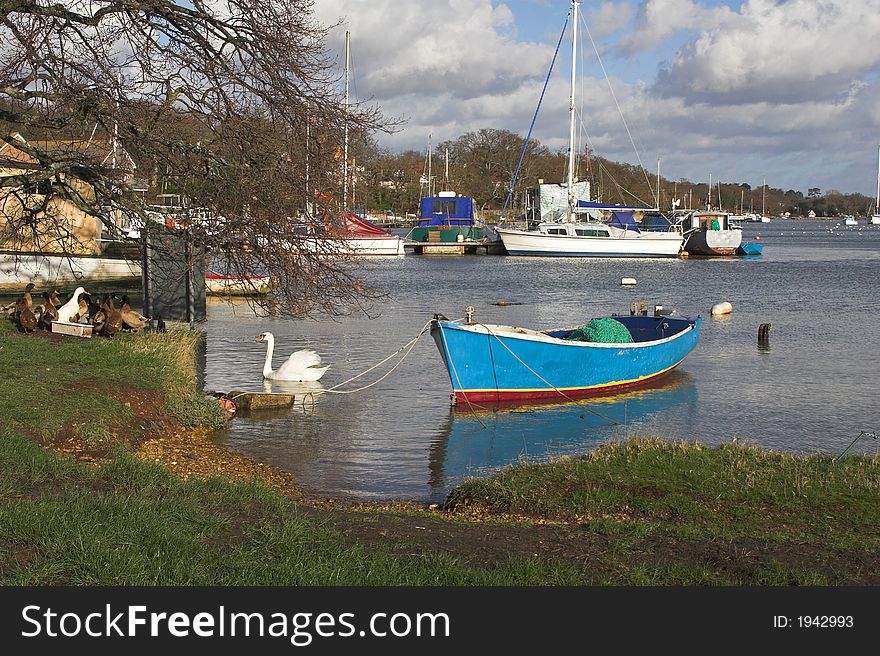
[736,241,763,256]
[430,310,701,405]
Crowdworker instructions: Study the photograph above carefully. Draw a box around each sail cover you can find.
[609,211,641,233]
[337,211,392,236]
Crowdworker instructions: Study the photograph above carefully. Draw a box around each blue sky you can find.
[313,1,880,201]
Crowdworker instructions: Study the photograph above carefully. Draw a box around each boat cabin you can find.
[687,210,732,231]
[410,191,482,242]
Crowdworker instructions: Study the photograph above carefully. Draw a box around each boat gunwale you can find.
[432,318,699,350]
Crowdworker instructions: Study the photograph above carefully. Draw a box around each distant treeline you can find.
[346,128,876,219]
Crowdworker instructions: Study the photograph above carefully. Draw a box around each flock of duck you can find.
[2,283,148,337]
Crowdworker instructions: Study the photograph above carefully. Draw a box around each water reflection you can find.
[426,371,698,500]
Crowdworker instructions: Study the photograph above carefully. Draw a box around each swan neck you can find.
[262,334,275,376]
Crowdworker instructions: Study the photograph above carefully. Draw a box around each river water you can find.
[200,219,880,503]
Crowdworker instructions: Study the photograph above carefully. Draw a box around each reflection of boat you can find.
[204,274,275,295]
[494,1,684,259]
[430,308,701,404]
[427,371,699,499]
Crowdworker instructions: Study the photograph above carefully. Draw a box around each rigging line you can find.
[476,322,621,426]
[580,12,655,202]
[437,322,489,426]
[499,11,570,222]
[323,320,432,393]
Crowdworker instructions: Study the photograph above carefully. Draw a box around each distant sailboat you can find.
[871,145,880,225]
[495,0,683,258]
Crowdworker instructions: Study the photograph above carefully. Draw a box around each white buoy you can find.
[621,277,637,286]
[711,301,733,316]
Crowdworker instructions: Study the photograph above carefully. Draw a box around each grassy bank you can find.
[1,319,878,585]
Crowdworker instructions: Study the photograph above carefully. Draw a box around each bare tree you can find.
[0,0,395,316]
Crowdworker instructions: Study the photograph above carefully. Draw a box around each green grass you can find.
[1,318,878,585]
[444,437,880,551]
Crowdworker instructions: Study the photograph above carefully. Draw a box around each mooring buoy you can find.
[711,301,732,316]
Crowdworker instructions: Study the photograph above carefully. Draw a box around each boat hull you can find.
[338,237,405,256]
[1,252,141,292]
[683,229,742,256]
[204,275,274,295]
[736,242,763,256]
[409,226,483,242]
[495,228,683,257]
[431,315,701,404]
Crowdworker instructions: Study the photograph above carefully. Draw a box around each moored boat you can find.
[494,1,684,259]
[843,215,858,226]
[430,309,701,405]
[673,209,743,256]
[1,251,141,293]
[736,241,763,256]
[870,145,880,225]
[334,211,405,255]
[409,191,483,244]
[204,274,275,296]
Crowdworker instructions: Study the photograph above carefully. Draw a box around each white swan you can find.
[56,286,87,323]
[256,331,329,381]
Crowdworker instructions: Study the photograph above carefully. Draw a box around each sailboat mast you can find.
[762,176,766,216]
[566,0,579,217]
[445,148,449,192]
[875,145,880,215]
[656,157,660,209]
[707,173,712,210]
[343,30,350,209]
[427,133,432,198]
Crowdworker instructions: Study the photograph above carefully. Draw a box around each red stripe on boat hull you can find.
[453,365,678,405]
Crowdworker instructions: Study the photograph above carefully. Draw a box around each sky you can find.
[312,0,880,200]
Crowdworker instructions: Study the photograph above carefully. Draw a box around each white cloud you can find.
[308,0,880,195]
[617,0,736,54]
[656,0,880,104]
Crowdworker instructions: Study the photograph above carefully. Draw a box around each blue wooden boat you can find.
[430,311,701,405]
[736,241,763,256]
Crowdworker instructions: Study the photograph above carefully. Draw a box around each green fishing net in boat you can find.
[566,318,634,343]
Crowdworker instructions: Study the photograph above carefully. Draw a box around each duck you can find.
[119,294,148,332]
[255,331,329,382]
[37,290,59,330]
[8,282,35,321]
[56,286,87,323]
[17,303,38,333]
[98,294,123,338]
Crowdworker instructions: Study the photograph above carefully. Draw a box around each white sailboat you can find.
[309,31,404,256]
[871,145,880,225]
[495,1,683,258]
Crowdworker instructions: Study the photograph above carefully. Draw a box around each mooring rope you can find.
[321,319,433,395]
[477,322,621,426]
[834,430,877,461]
